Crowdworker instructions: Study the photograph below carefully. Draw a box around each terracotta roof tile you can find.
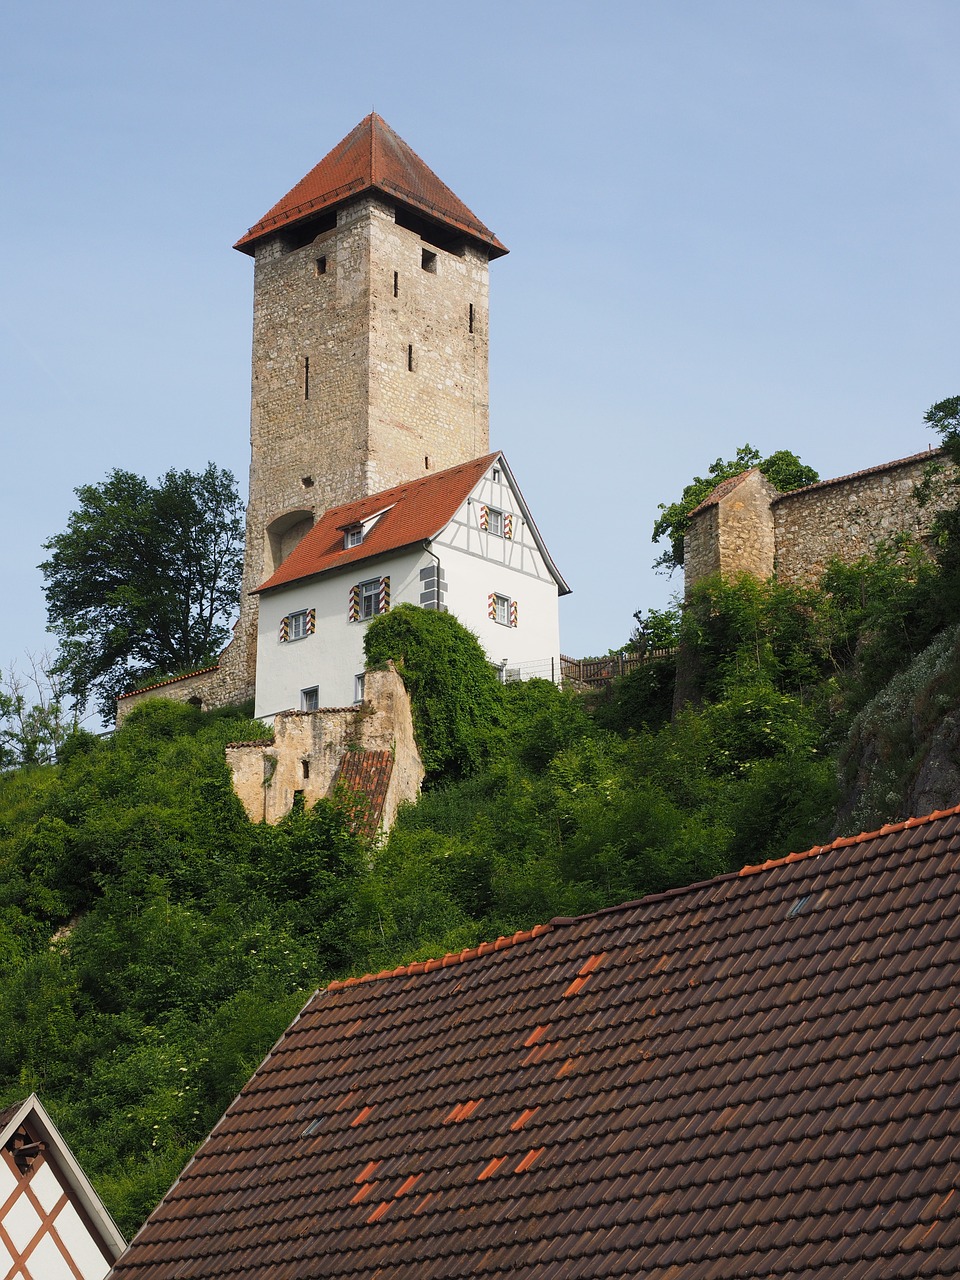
[333,750,394,836]
[770,447,945,504]
[235,114,507,258]
[256,454,499,593]
[116,665,218,701]
[111,801,960,1278]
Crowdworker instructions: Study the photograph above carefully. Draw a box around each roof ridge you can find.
[769,446,944,503]
[321,801,960,993]
[117,664,219,701]
[735,800,960,876]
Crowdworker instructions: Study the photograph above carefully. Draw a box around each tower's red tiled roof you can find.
[235,114,508,258]
[112,802,960,1279]
[255,454,499,593]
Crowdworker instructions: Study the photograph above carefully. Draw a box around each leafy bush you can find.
[364,604,504,780]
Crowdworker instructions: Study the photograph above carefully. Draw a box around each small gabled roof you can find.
[255,452,570,595]
[2,1094,126,1263]
[687,468,759,518]
[111,803,960,1279]
[235,114,508,258]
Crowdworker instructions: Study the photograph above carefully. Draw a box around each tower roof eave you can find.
[234,114,508,258]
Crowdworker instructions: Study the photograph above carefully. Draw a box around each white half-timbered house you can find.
[253,453,569,717]
[0,1094,125,1280]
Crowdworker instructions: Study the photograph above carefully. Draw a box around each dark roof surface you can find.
[235,114,507,257]
[111,804,960,1280]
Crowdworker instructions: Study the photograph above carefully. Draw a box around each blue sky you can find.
[3,0,959,716]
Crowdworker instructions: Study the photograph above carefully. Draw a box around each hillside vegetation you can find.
[3,410,959,1237]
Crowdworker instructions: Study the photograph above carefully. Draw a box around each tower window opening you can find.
[302,759,310,780]
[469,303,475,333]
[304,356,310,400]
[302,476,314,488]
[407,344,414,372]
[316,256,327,276]
[393,271,399,298]
[424,455,430,469]
[421,249,437,273]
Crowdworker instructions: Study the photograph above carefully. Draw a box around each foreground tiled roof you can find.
[111,803,960,1279]
[255,454,498,592]
[235,114,507,258]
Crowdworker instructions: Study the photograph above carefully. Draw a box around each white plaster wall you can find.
[255,548,426,716]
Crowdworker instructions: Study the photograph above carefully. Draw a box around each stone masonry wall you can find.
[772,452,948,585]
[683,449,952,595]
[226,663,423,828]
[683,470,778,594]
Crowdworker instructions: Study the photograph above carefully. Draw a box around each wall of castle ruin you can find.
[682,450,951,595]
[772,453,945,586]
[226,663,423,828]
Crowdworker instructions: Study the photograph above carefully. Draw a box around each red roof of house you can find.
[235,114,508,258]
[111,802,960,1279]
[256,454,497,592]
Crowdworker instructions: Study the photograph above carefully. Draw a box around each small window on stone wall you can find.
[421,249,437,273]
[393,271,399,297]
[407,344,414,372]
[316,256,327,276]
[469,303,475,333]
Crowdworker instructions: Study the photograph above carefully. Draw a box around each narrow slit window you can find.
[302,759,311,780]
[469,303,475,333]
[407,344,414,372]
[304,355,310,400]
[393,271,399,298]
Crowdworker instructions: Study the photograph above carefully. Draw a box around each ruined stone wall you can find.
[683,470,778,593]
[227,663,423,829]
[773,453,947,586]
[681,503,720,589]
[682,450,951,595]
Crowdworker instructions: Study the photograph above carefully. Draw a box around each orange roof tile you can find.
[235,114,508,258]
[112,800,960,1278]
[256,454,499,593]
[333,750,394,836]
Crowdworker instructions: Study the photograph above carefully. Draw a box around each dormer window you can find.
[344,525,363,549]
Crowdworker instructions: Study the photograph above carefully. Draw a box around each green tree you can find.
[652,445,819,571]
[41,465,244,719]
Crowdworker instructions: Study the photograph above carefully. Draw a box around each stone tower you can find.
[220,114,508,701]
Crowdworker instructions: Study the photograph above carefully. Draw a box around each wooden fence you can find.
[560,648,678,687]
